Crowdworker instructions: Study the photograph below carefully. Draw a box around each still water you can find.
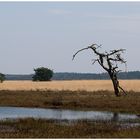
[0,106,139,123]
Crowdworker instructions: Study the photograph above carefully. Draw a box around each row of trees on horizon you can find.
[3,71,140,81]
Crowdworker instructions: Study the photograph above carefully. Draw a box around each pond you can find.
[0,106,139,121]
[0,107,139,127]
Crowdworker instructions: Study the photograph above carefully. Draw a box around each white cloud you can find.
[48,9,71,15]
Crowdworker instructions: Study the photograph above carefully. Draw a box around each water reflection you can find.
[0,107,139,123]
[111,113,119,122]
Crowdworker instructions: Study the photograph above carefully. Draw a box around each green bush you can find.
[32,67,53,81]
[0,73,5,83]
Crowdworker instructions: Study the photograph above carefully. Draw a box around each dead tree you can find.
[73,43,127,96]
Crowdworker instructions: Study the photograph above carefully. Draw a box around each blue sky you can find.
[0,2,140,74]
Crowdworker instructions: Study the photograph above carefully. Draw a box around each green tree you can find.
[0,73,5,83]
[32,67,53,81]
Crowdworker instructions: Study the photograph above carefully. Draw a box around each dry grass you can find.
[0,80,140,138]
[0,118,140,138]
[0,80,140,91]
[0,90,140,114]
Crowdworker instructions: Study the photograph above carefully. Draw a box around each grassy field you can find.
[0,90,140,114]
[0,80,140,138]
[0,80,140,91]
[0,118,140,138]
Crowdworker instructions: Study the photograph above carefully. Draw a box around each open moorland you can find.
[0,80,140,91]
[0,80,140,138]
[0,88,140,114]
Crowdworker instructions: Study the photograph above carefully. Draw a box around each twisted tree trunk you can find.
[109,72,119,96]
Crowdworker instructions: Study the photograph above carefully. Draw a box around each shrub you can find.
[0,73,5,83]
[32,67,53,81]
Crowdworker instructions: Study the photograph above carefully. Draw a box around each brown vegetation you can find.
[0,81,140,138]
[0,118,140,138]
[0,90,140,114]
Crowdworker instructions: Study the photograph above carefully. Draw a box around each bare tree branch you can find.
[109,49,126,56]
[72,47,90,60]
[91,59,98,65]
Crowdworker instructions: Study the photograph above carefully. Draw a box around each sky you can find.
[0,2,140,74]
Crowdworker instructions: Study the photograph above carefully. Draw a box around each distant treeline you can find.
[5,71,140,80]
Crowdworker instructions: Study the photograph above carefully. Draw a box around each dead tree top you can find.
[72,43,126,73]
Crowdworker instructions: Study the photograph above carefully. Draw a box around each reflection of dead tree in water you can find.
[111,113,119,122]
[73,43,127,96]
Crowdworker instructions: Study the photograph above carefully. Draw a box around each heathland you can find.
[0,80,140,138]
[0,80,140,113]
[0,80,140,91]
